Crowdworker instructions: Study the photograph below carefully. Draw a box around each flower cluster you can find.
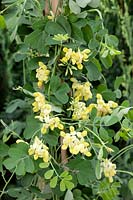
[36,62,50,88]
[60,126,91,157]
[28,136,50,163]
[60,47,90,70]
[101,159,116,182]
[32,92,52,122]
[88,93,118,116]
[71,78,92,101]
[69,99,91,120]
[41,116,64,134]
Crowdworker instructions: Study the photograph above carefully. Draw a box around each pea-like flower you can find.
[69,99,90,120]
[60,126,91,157]
[36,62,50,88]
[87,94,118,116]
[28,136,50,163]
[32,92,45,113]
[101,159,116,183]
[71,78,92,101]
[60,47,91,70]
[32,92,52,121]
[41,116,64,134]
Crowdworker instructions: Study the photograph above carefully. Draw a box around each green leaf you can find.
[86,62,101,81]
[71,23,85,43]
[50,76,61,93]
[76,0,92,8]
[25,157,35,173]
[39,162,49,169]
[44,170,54,179]
[67,158,95,185]
[60,171,69,178]
[102,90,116,101]
[98,179,120,200]
[16,160,26,176]
[69,0,81,14]
[128,178,133,195]
[64,180,75,190]
[60,180,66,191]
[54,83,70,104]
[45,21,66,35]
[88,0,100,8]
[6,99,27,113]
[25,30,48,54]
[56,15,71,36]
[105,35,119,48]
[23,115,41,139]
[8,143,28,159]
[0,15,6,29]
[103,115,119,126]
[50,176,58,188]
[64,190,74,200]
[82,24,93,43]
[44,132,59,146]
[114,76,124,90]
[100,54,113,69]
[3,158,18,170]
[7,188,22,198]
[89,38,99,49]
[0,143,9,157]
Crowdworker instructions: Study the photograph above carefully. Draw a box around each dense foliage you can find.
[0,0,133,200]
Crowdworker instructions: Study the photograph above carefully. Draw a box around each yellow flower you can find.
[41,117,64,134]
[32,92,45,113]
[101,159,116,183]
[60,126,91,157]
[36,62,50,88]
[60,47,73,63]
[32,92,52,121]
[71,78,92,101]
[28,136,50,163]
[96,94,118,116]
[69,100,90,120]
[60,47,91,71]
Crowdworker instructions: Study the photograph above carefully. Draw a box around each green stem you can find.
[88,9,104,29]
[0,0,19,14]
[0,169,16,199]
[111,144,133,162]
[85,127,107,149]
[116,170,133,176]
[0,119,22,139]
[50,161,60,178]
[23,60,26,85]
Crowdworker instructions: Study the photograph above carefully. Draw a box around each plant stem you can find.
[116,170,133,176]
[0,169,15,199]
